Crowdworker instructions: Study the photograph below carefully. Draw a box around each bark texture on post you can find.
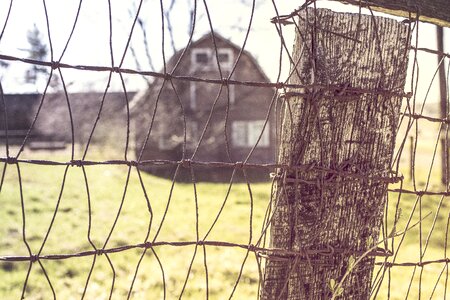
[261,9,410,300]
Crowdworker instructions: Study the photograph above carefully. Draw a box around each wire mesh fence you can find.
[0,0,449,299]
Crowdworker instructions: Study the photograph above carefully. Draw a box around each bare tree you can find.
[23,24,59,89]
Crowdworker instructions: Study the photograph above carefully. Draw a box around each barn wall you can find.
[132,35,277,181]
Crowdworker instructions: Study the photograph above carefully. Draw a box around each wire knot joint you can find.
[6,156,17,164]
[180,159,191,168]
[235,161,244,170]
[51,61,60,70]
[70,160,83,167]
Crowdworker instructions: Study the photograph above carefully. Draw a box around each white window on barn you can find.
[217,48,234,70]
[192,48,211,69]
[232,120,269,148]
[248,121,269,147]
[217,49,234,102]
[232,121,247,147]
[191,48,234,71]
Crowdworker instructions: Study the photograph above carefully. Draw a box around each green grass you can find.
[0,147,270,299]
[0,145,449,299]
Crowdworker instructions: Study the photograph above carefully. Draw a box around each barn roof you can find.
[129,32,271,113]
[190,32,271,83]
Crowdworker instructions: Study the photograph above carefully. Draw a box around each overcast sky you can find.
[0,0,448,103]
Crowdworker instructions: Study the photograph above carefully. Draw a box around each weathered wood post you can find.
[437,26,448,185]
[261,9,410,299]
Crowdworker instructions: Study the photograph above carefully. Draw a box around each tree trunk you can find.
[261,8,410,300]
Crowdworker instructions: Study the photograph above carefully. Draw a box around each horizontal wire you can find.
[401,112,450,124]
[0,157,403,183]
[389,188,450,197]
[0,53,411,98]
[0,240,392,262]
[377,258,450,268]
[410,46,450,59]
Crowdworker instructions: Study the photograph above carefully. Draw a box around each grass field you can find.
[0,142,449,299]
[0,147,272,299]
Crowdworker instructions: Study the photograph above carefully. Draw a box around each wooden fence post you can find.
[261,9,410,300]
[437,26,448,185]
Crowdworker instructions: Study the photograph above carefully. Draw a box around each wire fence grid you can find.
[0,0,449,299]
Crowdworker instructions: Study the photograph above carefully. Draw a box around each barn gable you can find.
[131,33,276,181]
